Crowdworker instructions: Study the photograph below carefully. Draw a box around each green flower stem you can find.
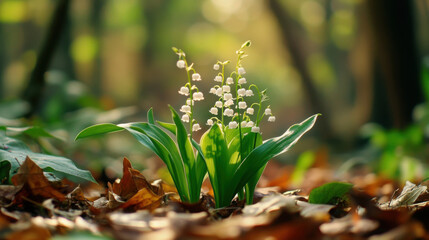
[185,60,193,140]
[221,63,225,128]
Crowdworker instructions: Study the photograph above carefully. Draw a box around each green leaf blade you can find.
[233,114,319,197]
[75,123,125,140]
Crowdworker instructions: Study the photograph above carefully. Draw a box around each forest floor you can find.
[1,156,429,240]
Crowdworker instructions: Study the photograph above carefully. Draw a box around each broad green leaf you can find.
[5,126,58,139]
[308,182,353,205]
[124,122,190,201]
[242,132,263,204]
[0,133,96,183]
[75,123,124,140]
[200,124,230,207]
[232,114,319,199]
[157,121,176,135]
[170,106,203,203]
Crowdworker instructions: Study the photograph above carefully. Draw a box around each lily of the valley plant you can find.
[76,41,319,208]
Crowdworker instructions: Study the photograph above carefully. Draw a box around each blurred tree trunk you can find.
[267,0,334,140]
[365,0,422,129]
[22,0,70,117]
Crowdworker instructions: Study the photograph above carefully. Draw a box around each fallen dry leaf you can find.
[11,156,65,204]
[112,157,151,199]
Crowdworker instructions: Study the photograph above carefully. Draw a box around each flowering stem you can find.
[250,84,263,126]
[185,61,193,139]
[235,56,244,166]
[221,63,225,129]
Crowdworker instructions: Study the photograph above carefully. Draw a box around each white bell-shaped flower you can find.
[251,126,260,133]
[225,99,234,107]
[214,76,222,82]
[186,99,194,106]
[193,92,204,101]
[209,107,218,115]
[238,101,247,109]
[241,121,247,127]
[192,73,202,81]
[238,78,247,84]
[245,89,254,97]
[224,93,233,100]
[265,108,272,115]
[246,107,254,115]
[206,119,214,126]
[177,60,186,69]
[216,88,223,97]
[213,64,220,70]
[180,105,191,113]
[181,114,189,122]
[238,67,246,75]
[178,86,189,96]
[224,108,234,117]
[215,101,223,108]
[228,121,238,129]
[222,85,231,93]
[226,77,234,85]
[268,116,276,122]
[237,88,246,96]
[192,123,201,132]
[209,87,217,94]
[247,121,254,127]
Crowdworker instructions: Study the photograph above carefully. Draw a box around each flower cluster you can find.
[206,41,275,134]
[173,47,204,133]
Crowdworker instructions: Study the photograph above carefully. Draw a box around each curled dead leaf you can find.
[11,157,65,204]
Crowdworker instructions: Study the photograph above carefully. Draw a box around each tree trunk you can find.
[22,0,70,117]
[365,0,422,129]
